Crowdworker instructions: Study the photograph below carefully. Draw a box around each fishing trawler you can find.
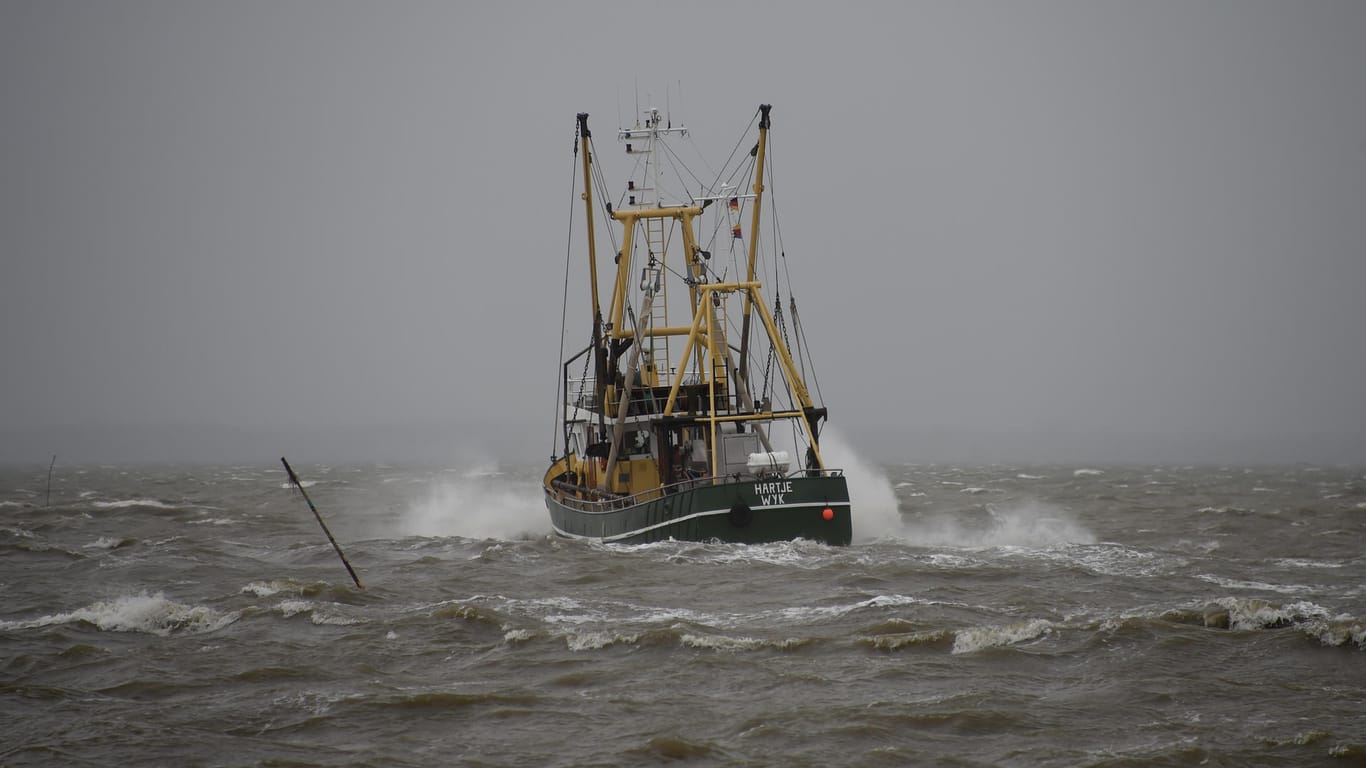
[543,103,851,545]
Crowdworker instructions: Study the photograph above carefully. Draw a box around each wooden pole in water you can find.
[280,457,364,590]
[46,454,56,507]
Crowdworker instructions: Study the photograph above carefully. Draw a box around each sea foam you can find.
[402,470,543,540]
[901,501,1096,549]
[1,593,238,636]
[91,499,177,510]
[815,427,901,543]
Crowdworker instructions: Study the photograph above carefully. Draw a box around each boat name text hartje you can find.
[754,480,792,504]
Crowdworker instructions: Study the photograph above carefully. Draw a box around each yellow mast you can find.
[737,104,771,384]
[576,113,611,445]
[576,114,601,334]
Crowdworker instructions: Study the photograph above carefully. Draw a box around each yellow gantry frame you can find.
[582,105,825,490]
[606,206,703,336]
[659,282,825,477]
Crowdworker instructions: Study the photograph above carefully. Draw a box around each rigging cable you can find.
[552,122,582,459]
[586,136,621,257]
[705,107,761,200]
[791,296,824,407]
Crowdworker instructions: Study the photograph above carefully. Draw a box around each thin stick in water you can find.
[46,454,56,507]
[280,457,364,590]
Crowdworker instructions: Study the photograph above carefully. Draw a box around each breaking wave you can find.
[952,618,1054,654]
[91,499,178,510]
[0,593,238,636]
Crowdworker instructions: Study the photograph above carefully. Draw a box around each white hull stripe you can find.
[549,501,839,543]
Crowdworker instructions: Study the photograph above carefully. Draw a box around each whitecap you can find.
[1272,558,1345,570]
[241,580,303,598]
[952,618,1053,654]
[566,630,638,651]
[765,594,922,624]
[680,633,805,652]
[82,536,132,550]
[1299,617,1365,648]
[91,499,176,510]
[1073,469,1104,476]
[0,593,238,636]
[1208,597,1330,630]
[277,599,315,618]
[310,612,363,626]
[1197,575,1313,595]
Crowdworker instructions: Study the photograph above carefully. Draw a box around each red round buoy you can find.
[822,507,835,521]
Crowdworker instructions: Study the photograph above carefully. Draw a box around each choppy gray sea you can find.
[2,458,1363,766]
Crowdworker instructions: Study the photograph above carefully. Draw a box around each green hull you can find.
[544,475,852,545]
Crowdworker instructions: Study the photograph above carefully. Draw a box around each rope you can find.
[706,107,761,199]
[552,122,581,459]
[792,296,824,406]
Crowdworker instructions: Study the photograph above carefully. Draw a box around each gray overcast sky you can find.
[2,1,1364,465]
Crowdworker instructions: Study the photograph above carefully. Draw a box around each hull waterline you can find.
[544,475,852,545]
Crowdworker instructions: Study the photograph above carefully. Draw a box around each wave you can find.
[1200,597,1331,631]
[894,501,1096,549]
[653,537,837,568]
[0,593,238,636]
[1196,574,1313,595]
[1156,597,1364,648]
[273,599,364,626]
[1298,616,1366,648]
[627,734,725,763]
[952,618,1054,654]
[82,536,137,550]
[1073,468,1105,476]
[857,628,953,651]
[1272,558,1346,570]
[91,499,178,510]
[558,624,809,653]
[362,689,541,712]
[2,540,85,559]
[679,633,810,652]
[242,579,308,598]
